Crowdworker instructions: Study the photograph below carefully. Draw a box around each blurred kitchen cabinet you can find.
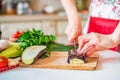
[0,21,56,40]
[0,21,68,43]
[57,21,67,35]
[56,35,68,44]
[41,21,56,35]
[0,14,88,43]
[1,22,42,39]
[56,21,68,43]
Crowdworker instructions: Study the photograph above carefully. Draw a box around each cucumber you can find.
[22,46,46,65]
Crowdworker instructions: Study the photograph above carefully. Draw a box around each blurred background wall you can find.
[0,0,91,43]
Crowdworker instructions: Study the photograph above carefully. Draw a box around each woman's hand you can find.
[77,32,118,57]
[65,16,82,42]
[61,0,82,42]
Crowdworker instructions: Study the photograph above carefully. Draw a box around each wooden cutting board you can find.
[20,51,99,70]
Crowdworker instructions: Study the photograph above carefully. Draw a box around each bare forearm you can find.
[61,0,80,21]
[110,21,120,45]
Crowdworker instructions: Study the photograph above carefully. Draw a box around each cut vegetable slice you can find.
[67,49,88,64]
[22,46,46,65]
[69,58,85,64]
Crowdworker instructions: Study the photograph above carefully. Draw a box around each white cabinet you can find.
[0,15,87,43]
[0,21,69,43]
[56,21,68,43]
[1,22,42,39]
[1,21,56,39]
[41,21,56,35]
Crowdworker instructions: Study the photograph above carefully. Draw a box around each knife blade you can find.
[73,40,77,56]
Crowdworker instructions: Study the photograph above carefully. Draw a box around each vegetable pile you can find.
[17,28,55,58]
[17,28,74,58]
[0,28,75,65]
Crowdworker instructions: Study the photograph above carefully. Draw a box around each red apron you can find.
[87,17,119,51]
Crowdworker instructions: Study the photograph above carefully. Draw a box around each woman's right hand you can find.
[65,16,82,42]
[61,0,82,42]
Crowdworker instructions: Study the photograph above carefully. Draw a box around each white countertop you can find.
[0,50,120,80]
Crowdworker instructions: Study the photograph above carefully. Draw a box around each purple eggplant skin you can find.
[77,55,88,63]
[67,53,77,63]
[34,49,46,62]
[67,50,88,64]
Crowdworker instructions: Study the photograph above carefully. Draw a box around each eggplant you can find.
[67,49,87,64]
[22,46,46,65]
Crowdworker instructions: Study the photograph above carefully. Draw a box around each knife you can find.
[73,40,77,56]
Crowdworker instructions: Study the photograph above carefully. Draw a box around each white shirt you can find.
[83,0,120,34]
[89,0,120,20]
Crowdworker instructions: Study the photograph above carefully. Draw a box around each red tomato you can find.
[12,31,23,38]
[0,56,8,68]
[12,31,18,38]
[16,31,21,34]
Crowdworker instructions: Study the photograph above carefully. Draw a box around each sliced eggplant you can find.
[22,46,46,65]
[67,49,87,64]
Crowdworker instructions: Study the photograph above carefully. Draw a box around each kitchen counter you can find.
[0,50,120,80]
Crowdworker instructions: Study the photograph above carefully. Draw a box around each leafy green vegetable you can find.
[50,43,74,51]
[40,43,74,59]
[18,28,55,49]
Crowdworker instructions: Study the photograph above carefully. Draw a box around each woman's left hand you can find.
[77,32,117,57]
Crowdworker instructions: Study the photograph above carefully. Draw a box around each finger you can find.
[77,45,94,56]
[82,45,94,56]
[85,46,96,57]
[78,39,84,50]
[80,41,94,54]
[77,39,88,55]
[77,49,82,55]
[66,29,81,42]
[69,31,78,42]
[75,38,78,44]
[66,32,75,42]
[69,37,75,42]
[78,35,91,48]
